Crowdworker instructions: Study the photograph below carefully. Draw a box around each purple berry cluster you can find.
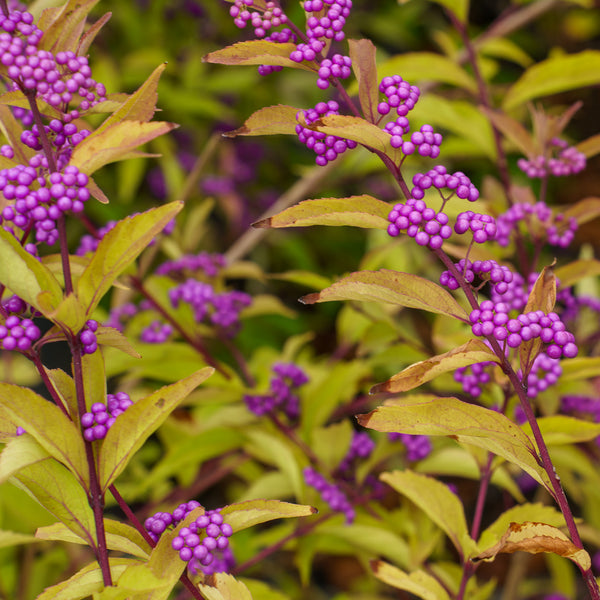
[495,202,577,249]
[520,352,562,398]
[155,252,226,278]
[411,166,480,202]
[316,53,352,89]
[229,0,287,37]
[79,319,98,355]
[454,361,494,397]
[440,259,514,295]
[561,396,600,422]
[140,320,173,344]
[389,432,432,461]
[81,392,133,441]
[387,198,452,249]
[172,509,233,570]
[518,137,586,178]
[454,211,497,243]
[295,101,357,166]
[244,362,308,419]
[337,431,374,473]
[144,500,202,543]
[0,314,41,351]
[304,466,355,523]
[0,164,90,246]
[469,300,578,358]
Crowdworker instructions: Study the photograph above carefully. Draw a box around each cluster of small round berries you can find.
[304,467,355,523]
[81,392,133,442]
[377,75,420,118]
[79,319,98,354]
[387,198,452,249]
[169,279,252,336]
[316,53,352,89]
[561,396,600,421]
[389,432,432,461]
[144,500,202,543]
[469,300,578,358]
[295,101,357,166]
[489,271,526,311]
[337,432,374,473]
[0,164,90,246]
[140,320,173,344]
[229,1,287,37]
[495,201,577,249]
[244,362,308,419]
[172,510,233,569]
[521,352,562,398]
[454,361,494,397]
[454,211,497,243]
[440,259,514,295]
[155,252,226,278]
[517,137,586,178]
[0,314,40,351]
[411,166,480,202]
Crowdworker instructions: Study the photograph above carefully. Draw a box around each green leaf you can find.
[503,50,600,110]
[203,40,307,70]
[98,367,213,491]
[371,560,451,600]
[560,357,600,381]
[379,52,476,92]
[36,558,136,600]
[358,395,553,495]
[224,105,300,137]
[96,326,141,358]
[253,195,390,230]
[13,458,95,544]
[36,519,150,559]
[0,434,49,485]
[522,416,600,445]
[71,120,176,176]
[0,227,63,315]
[478,503,568,550]
[77,202,183,316]
[197,573,254,600]
[371,339,499,394]
[348,39,379,123]
[37,0,100,55]
[0,529,36,547]
[115,564,170,592]
[302,113,402,162]
[94,63,167,134]
[381,470,476,558]
[43,293,87,335]
[555,259,600,289]
[220,499,316,532]
[0,383,88,488]
[300,269,469,321]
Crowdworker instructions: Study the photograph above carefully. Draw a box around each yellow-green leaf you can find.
[253,195,390,230]
[197,573,254,600]
[98,367,213,491]
[521,416,600,445]
[301,269,469,321]
[576,133,600,158]
[555,259,600,289]
[220,499,316,532]
[371,560,451,600]
[560,357,600,381]
[203,40,307,69]
[371,338,499,394]
[381,470,476,558]
[96,326,142,358]
[224,104,300,137]
[0,434,49,484]
[563,197,600,226]
[473,521,590,571]
[503,50,600,111]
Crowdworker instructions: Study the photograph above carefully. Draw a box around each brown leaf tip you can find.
[252,217,272,229]
[299,293,318,305]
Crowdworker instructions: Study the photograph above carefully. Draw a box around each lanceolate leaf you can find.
[555,259,600,289]
[577,133,600,158]
[98,367,214,491]
[197,573,254,600]
[253,195,390,230]
[0,227,63,315]
[13,458,95,544]
[0,434,49,485]
[0,383,88,488]
[521,415,600,445]
[77,202,183,316]
[358,395,553,495]
[473,521,590,571]
[224,105,300,137]
[220,499,316,532]
[371,560,451,600]
[203,40,309,70]
[96,326,142,358]
[563,197,600,226]
[70,120,176,176]
[348,39,379,123]
[503,50,600,110]
[479,107,537,156]
[380,470,476,558]
[300,270,469,321]
[371,338,499,394]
